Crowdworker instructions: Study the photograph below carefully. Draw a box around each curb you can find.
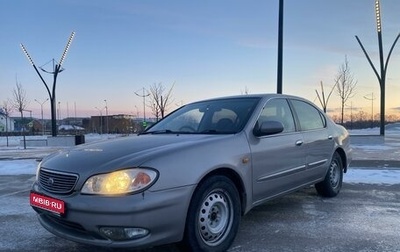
[350,160,400,169]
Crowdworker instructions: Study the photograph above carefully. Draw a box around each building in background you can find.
[0,108,15,132]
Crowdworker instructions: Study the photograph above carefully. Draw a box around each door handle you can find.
[295,140,303,146]
[328,135,333,140]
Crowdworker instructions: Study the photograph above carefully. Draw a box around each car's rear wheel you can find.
[315,152,343,197]
[182,175,241,252]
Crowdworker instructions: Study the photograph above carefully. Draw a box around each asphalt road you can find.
[1,173,399,252]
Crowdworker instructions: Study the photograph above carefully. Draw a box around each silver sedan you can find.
[30,94,352,252]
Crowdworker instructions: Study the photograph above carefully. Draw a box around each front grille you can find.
[39,168,78,194]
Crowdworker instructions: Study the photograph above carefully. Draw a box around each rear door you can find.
[249,98,307,203]
[289,99,335,182]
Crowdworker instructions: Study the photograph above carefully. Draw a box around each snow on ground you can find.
[0,159,38,175]
[345,169,400,185]
[0,133,120,147]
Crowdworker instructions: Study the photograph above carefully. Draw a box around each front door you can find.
[249,98,306,204]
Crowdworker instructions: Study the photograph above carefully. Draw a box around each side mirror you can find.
[253,120,284,137]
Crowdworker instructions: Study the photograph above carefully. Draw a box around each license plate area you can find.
[30,192,65,215]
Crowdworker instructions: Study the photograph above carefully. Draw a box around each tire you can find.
[315,152,343,197]
[182,176,241,252]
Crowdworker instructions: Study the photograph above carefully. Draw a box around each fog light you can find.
[99,227,149,240]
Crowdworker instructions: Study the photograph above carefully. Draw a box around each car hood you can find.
[41,134,233,175]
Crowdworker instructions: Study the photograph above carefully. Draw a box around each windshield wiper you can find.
[138,129,174,135]
[199,129,236,134]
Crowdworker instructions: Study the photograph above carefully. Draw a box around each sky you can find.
[1,0,400,120]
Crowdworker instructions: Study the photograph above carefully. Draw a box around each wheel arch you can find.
[196,168,247,216]
[335,147,348,173]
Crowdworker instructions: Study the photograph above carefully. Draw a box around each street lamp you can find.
[104,99,109,134]
[34,98,49,135]
[95,107,104,134]
[135,88,150,127]
[58,102,61,122]
[277,0,284,94]
[364,93,376,127]
[20,32,75,137]
[355,0,400,136]
[134,105,139,118]
[345,102,354,130]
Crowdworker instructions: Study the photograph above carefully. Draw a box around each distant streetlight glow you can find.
[20,44,34,66]
[59,32,75,66]
[375,0,381,32]
[35,98,49,135]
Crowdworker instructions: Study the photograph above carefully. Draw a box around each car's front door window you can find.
[257,98,296,133]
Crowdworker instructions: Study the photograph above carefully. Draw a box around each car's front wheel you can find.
[315,152,343,197]
[182,175,241,252]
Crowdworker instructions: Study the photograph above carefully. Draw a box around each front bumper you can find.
[31,181,195,248]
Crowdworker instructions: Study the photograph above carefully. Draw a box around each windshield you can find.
[144,97,261,134]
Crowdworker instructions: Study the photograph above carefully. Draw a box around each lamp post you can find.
[345,102,354,130]
[34,98,49,135]
[277,0,284,94]
[364,93,376,127]
[20,32,75,137]
[104,99,109,134]
[135,88,150,127]
[95,107,104,134]
[134,105,139,118]
[355,0,400,136]
[58,102,61,122]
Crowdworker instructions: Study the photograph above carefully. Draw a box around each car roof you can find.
[190,93,306,103]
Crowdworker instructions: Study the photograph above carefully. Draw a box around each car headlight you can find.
[81,168,158,195]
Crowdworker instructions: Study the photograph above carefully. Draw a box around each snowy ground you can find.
[1,125,400,185]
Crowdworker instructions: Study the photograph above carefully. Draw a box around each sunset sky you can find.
[1,0,400,120]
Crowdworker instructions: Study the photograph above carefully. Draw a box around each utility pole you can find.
[20,32,75,137]
[364,93,376,127]
[95,106,104,134]
[104,99,109,134]
[135,88,150,128]
[35,98,49,135]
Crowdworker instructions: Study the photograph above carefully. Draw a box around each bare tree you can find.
[315,81,336,113]
[13,82,29,118]
[1,99,14,146]
[241,86,250,95]
[148,82,174,120]
[335,56,357,124]
[1,99,13,130]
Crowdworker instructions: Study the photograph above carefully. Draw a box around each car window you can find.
[146,97,260,134]
[163,108,204,131]
[257,98,295,133]
[291,99,326,131]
